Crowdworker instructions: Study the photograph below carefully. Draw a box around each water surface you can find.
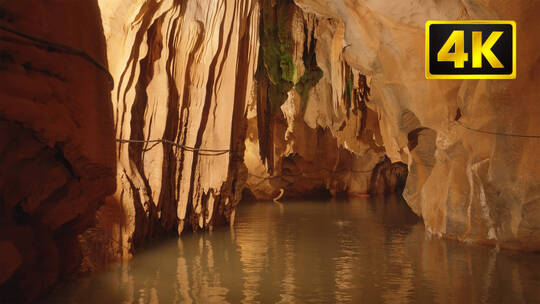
[44,196,540,303]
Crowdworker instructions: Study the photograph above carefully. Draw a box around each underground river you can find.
[42,196,540,304]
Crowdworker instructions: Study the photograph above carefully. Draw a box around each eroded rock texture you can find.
[294,0,540,250]
[93,0,260,259]
[244,0,404,200]
[0,0,115,301]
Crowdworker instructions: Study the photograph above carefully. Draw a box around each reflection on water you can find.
[43,196,540,303]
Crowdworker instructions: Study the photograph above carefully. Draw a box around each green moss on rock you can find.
[295,66,322,102]
[259,0,297,113]
[294,24,323,106]
[258,0,323,113]
[280,53,295,82]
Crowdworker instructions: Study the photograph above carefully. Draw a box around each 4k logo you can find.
[425,21,516,79]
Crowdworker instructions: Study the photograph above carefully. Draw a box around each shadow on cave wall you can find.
[0,1,115,302]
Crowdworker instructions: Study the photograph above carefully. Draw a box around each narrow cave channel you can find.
[1,0,540,303]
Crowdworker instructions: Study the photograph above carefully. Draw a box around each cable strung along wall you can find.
[294,0,540,250]
[95,0,260,258]
[0,1,115,301]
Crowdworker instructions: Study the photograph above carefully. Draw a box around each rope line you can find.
[456,121,540,139]
[116,138,232,154]
[0,24,114,87]
[3,27,539,140]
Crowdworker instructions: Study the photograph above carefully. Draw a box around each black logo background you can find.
[428,23,513,75]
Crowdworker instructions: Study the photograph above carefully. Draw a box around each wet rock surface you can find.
[245,0,397,200]
[93,0,406,266]
[0,0,115,301]
[295,0,540,249]
[93,0,260,262]
[2,0,540,301]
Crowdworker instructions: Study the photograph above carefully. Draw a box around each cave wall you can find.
[96,0,539,252]
[1,0,539,301]
[94,0,260,259]
[294,0,540,249]
[244,0,406,200]
[88,0,406,268]
[0,0,116,301]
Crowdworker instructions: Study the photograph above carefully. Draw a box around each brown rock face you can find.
[92,0,260,259]
[83,1,406,269]
[244,0,405,200]
[369,157,408,195]
[0,0,116,301]
[3,0,539,300]
[294,0,540,249]
[0,241,21,285]
[96,0,538,252]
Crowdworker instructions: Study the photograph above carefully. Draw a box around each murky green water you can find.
[43,196,540,303]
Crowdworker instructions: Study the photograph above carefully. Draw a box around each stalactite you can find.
[95,0,260,257]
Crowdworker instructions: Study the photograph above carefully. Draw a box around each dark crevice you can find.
[22,61,67,82]
[156,13,181,233]
[116,0,161,156]
[127,17,165,242]
[186,2,229,230]
[407,127,428,151]
[53,143,76,179]
[295,21,323,106]
[455,107,462,121]
[369,156,408,195]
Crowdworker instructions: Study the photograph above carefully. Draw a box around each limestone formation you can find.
[94,0,260,259]
[0,1,115,301]
[2,0,540,301]
[82,1,407,270]
[244,0,402,200]
[294,0,540,249]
